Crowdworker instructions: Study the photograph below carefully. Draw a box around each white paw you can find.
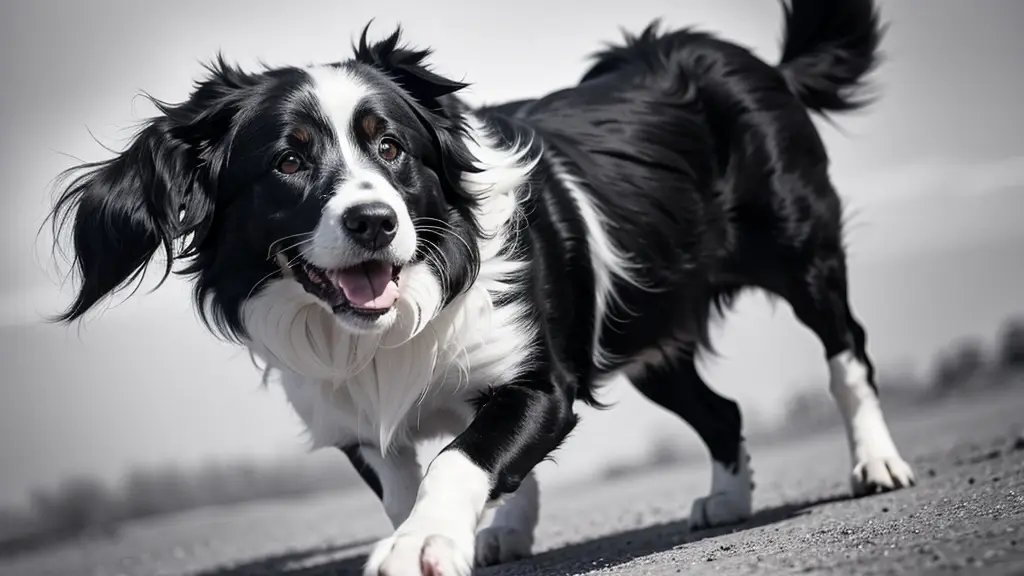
[688,489,753,530]
[851,456,916,496]
[689,444,754,531]
[474,525,533,567]
[364,531,474,576]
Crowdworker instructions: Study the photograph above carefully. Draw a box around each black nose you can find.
[341,202,398,250]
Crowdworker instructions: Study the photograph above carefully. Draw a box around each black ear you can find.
[353,23,469,113]
[48,57,255,323]
[353,24,483,200]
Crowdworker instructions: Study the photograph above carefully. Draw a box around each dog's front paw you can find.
[364,532,474,576]
[851,455,916,496]
[474,525,533,567]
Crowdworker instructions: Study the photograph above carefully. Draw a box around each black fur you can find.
[49,0,888,529]
[341,444,384,500]
[779,0,885,113]
[475,0,886,481]
[50,25,487,341]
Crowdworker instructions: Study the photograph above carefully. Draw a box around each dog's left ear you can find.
[353,24,483,199]
[47,57,259,323]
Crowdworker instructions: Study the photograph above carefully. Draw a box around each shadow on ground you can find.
[198,493,851,576]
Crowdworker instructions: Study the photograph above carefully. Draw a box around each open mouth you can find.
[290,258,402,318]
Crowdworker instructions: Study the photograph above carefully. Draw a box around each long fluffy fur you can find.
[49,1,911,570]
[245,121,539,451]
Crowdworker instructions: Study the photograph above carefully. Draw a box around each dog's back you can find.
[478,0,884,372]
[475,0,913,534]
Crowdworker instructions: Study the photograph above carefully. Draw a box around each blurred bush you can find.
[0,456,364,557]
[931,338,987,394]
[30,477,119,535]
[997,316,1024,369]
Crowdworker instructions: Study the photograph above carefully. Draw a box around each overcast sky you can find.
[1,0,1023,508]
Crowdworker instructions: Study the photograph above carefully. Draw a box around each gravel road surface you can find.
[3,386,1023,576]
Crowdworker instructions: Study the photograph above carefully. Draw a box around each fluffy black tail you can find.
[778,0,886,114]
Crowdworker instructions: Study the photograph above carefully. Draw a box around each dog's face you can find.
[49,28,484,337]
[230,66,459,333]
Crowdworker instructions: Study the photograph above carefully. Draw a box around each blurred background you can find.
[1,0,1022,558]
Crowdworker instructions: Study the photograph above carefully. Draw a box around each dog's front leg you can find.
[342,443,422,528]
[363,375,577,576]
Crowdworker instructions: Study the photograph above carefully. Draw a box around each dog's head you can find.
[49,26,487,338]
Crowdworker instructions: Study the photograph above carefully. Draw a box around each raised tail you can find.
[777,0,886,114]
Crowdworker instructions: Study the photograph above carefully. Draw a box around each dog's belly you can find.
[591,270,720,373]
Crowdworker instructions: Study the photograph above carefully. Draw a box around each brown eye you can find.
[276,151,304,175]
[377,138,401,162]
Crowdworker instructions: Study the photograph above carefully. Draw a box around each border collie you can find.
[49,0,915,574]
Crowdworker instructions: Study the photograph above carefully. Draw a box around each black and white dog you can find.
[49,0,915,574]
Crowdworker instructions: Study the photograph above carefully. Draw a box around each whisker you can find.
[268,237,313,261]
[266,232,314,259]
[243,251,306,305]
[418,241,452,291]
[414,226,475,257]
[412,216,458,230]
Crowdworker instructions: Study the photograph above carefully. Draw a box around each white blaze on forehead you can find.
[300,66,418,270]
[303,66,373,169]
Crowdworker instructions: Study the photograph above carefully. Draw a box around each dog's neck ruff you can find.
[241,115,539,451]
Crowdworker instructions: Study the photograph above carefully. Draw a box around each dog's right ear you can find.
[48,57,256,323]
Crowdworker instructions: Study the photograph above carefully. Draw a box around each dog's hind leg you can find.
[778,232,916,496]
[627,350,753,530]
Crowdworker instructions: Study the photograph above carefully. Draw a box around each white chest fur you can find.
[240,116,540,453]
[244,267,535,452]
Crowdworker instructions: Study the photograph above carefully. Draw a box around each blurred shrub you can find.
[1,456,364,556]
[122,467,199,519]
[931,338,986,393]
[30,477,119,535]
[997,317,1024,369]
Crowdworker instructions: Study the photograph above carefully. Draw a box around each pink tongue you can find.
[330,262,400,310]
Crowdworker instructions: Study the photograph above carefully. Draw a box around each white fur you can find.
[308,168,418,267]
[242,111,542,574]
[356,444,423,528]
[828,350,916,494]
[365,451,491,576]
[242,113,537,454]
[688,441,753,529]
[302,67,418,333]
[545,152,645,369]
[303,67,375,171]
[475,471,538,566]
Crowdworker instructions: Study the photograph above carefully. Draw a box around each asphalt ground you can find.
[3,386,1023,576]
